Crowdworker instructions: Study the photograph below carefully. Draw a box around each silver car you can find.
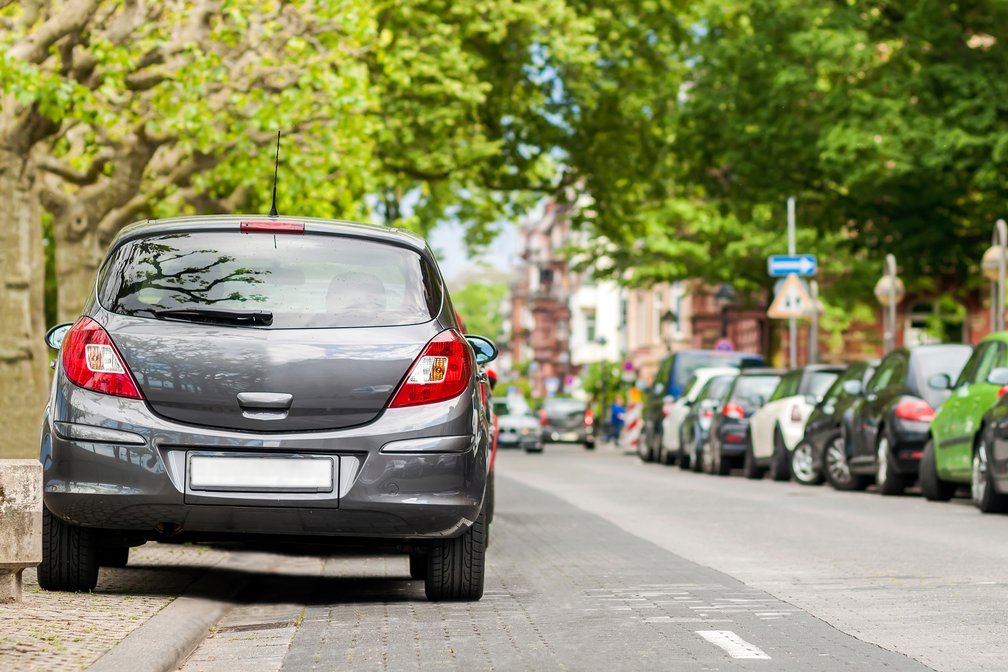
[39,216,497,601]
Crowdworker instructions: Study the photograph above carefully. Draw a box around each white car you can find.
[746,365,845,480]
[493,397,543,452]
[658,366,741,465]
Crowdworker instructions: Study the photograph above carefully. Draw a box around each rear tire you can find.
[791,441,823,486]
[876,434,905,496]
[743,440,765,480]
[920,438,956,502]
[38,508,100,592]
[714,444,731,476]
[525,444,543,454]
[973,435,1008,513]
[425,507,487,602]
[768,428,791,482]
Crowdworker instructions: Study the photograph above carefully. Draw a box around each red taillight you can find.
[388,330,472,408]
[999,386,1008,399]
[539,408,548,426]
[61,317,143,399]
[239,220,305,234]
[894,399,935,423]
[585,409,594,427]
[723,402,745,421]
[701,408,714,419]
[790,404,802,423]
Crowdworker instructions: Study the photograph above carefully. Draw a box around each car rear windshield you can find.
[799,371,841,399]
[674,353,763,390]
[731,375,781,410]
[544,399,587,413]
[98,231,441,328]
[702,376,734,401]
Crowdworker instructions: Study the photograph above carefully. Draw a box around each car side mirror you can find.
[465,335,498,365]
[927,373,952,391]
[987,368,1008,386]
[45,323,74,350]
[841,380,862,396]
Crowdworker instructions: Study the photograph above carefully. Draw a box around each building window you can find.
[585,309,596,343]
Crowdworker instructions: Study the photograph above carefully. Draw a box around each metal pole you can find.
[809,280,818,365]
[787,197,797,368]
[886,254,897,353]
[997,219,1007,331]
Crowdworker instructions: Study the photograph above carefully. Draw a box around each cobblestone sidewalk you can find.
[0,543,230,672]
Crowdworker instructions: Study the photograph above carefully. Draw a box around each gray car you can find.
[39,216,497,602]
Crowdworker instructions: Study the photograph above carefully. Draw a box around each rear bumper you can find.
[42,380,488,541]
[543,427,593,444]
[891,424,929,476]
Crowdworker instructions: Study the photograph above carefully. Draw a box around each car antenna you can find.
[268,131,280,217]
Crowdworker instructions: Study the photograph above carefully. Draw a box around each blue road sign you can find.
[767,254,817,277]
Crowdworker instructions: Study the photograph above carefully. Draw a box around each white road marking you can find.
[696,630,771,660]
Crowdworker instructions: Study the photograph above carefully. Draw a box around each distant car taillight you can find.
[584,408,594,427]
[790,404,802,423]
[388,330,472,408]
[1000,386,1008,399]
[894,399,935,423]
[61,316,143,400]
[539,408,548,426]
[722,402,745,420]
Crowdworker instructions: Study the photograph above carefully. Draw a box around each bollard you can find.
[0,459,42,603]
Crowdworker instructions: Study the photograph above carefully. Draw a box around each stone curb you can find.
[87,551,270,672]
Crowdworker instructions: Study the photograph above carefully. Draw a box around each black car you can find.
[974,374,1008,513]
[639,349,764,462]
[677,373,738,472]
[539,397,594,448]
[707,369,784,476]
[846,344,972,495]
[792,360,878,488]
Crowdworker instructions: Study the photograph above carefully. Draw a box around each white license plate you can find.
[189,455,334,493]
[561,432,580,441]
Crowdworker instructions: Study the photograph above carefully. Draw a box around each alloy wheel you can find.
[826,437,852,484]
[973,440,989,507]
[792,443,816,483]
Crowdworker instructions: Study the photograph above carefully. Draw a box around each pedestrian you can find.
[608,395,625,443]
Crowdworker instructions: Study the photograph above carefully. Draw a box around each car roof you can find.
[737,368,787,376]
[111,215,430,254]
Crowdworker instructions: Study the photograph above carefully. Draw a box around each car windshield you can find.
[802,371,841,399]
[731,375,781,411]
[496,398,531,416]
[99,232,441,329]
[675,353,762,390]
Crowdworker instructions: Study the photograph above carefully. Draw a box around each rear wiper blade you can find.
[154,308,273,326]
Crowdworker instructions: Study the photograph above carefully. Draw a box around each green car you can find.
[922,333,1008,501]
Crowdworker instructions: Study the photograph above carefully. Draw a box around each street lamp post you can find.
[714,283,735,339]
[659,308,677,351]
[982,219,1008,333]
[873,254,905,354]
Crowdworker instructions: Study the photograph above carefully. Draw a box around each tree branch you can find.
[38,149,113,185]
[9,0,101,64]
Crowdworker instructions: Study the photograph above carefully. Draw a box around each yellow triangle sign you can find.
[767,273,812,319]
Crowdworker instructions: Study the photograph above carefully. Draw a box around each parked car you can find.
[707,369,785,476]
[922,333,1008,506]
[794,360,878,488]
[494,396,543,452]
[540,397,594,448]
[970,377,1008,513]
[38,215,497,602]
[845,344,972,495]
[746,365,845,481]
[658,366,740,465]
[639,349,765,462]
[678,373,738,472]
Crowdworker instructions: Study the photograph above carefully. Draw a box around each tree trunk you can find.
[54,201,102,323]
[0,147,49,459]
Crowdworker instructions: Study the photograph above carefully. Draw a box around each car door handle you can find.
[237,392,294,410]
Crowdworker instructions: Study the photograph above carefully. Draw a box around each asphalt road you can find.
[179,443,1008,671]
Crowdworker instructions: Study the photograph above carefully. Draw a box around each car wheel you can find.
[585,441,595,451]
[876,434,905,496]
[678,444,691,471]
[714,443,731,476]
[920,438,956,502]
[525,444,543,454]
[973,435,1008,513]
[791,441,822,486]
[425,506,486,602]
[639,433,654,463]
[661,441,677,466]
[824,434,869,491]
[743,438,765,480]
[97,545,129,569]
[486,471,495,525]
[38,508,100,592]
[768,427,791,482]
[409,552,426,580]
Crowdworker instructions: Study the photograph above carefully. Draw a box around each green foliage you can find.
[451,280,508,339]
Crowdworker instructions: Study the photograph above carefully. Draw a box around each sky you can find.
[429,220,520,287]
